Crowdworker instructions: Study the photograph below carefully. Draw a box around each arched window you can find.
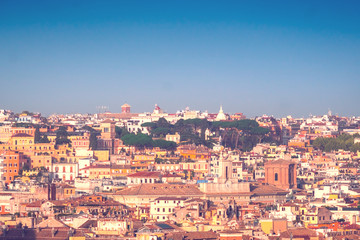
[275,173,278,181]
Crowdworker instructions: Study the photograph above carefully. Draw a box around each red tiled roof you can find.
[127,171,161,178]
[115,183,203,196]
[12,133,32,137]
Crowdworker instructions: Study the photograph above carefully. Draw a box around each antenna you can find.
[96,106,109,113]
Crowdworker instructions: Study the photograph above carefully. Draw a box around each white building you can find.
[215,106,227,121]
[78,158,94,178]
[52,163,79,181]
[150,197,186,221]
[165,132,180,144]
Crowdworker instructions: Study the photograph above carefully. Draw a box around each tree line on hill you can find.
[136,117,270,151]
[26,118,272,152]
[313,133,360,152]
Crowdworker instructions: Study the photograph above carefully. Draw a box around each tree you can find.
[55,126,71,147]
[151,127,171,137]
[39,135,50,143]
[350,143,360,153]
[121,133,154,149]
[313,134,360,152]
[89,132,98,150]
[34,127,41,143]
[115,126,129,139]
[153,139,177,151]
[212,119,269,151]
[157,117,171,129]
[81,125,97,133]
[141,122,157,128]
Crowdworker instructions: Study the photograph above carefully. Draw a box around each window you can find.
[275,173,278,181]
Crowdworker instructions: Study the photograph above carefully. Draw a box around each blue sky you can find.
[1,1,359,117]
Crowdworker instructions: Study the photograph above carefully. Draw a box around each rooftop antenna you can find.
[96,106,109,113]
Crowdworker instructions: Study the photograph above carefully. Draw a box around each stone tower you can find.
[265,159,296,190]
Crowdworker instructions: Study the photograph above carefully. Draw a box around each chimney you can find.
[51,183,56,200]
[47,184,51,200]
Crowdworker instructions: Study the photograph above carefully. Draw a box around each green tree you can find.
[121,133,154,149]
[350,143,360,153]
[157,117,171,129]
[89,132,98,150]
[115,126,130,139]
[34,127,41,143]
[39,135,50,143]
[313,134,360,152]
[153,139,177,151]
[55,126,71,147]
[81,125,97,132]
[212,119,269,150]
[151,127,171,137]
[141,122,157,128]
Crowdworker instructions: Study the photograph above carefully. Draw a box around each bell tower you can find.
[265,159,297,190]
[218,153,234,184]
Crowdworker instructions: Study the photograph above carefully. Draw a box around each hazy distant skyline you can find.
[1,1,360,117]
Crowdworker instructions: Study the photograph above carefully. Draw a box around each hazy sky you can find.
[1,1,359,117]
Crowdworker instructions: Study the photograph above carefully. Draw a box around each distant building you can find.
[265,159,297,190]
[150,197,186,221]
[1,151,27,184]
[121,103,131,113]
[215,106,227,121]
[127,171,161,185]
[153,104,163,114]
[165,132,180,144]
[231,113,246,120]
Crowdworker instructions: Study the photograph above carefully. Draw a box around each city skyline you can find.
[2,1,360,238]
[1,1,360,117]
